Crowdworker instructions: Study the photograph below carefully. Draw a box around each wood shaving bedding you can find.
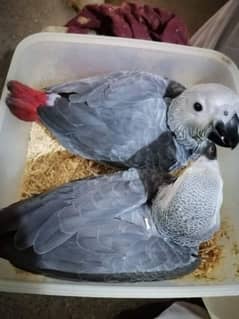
[21,123,116,199]
[21,123,224,278]
[193,231,222,278]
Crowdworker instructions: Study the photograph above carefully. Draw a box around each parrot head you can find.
[167,83,239,149]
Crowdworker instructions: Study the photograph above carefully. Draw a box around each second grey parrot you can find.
[0,142,223,282]
[6,71,239,171]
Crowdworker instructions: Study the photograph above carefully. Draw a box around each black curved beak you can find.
[208,114,239,149]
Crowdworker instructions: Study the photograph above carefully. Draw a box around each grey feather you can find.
[0,167,200,282]
[152,156,223,247]
[0,169,146,254]
[38,71,184,169]
[0,230,199,282]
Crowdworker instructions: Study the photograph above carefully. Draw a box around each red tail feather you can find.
[6,81,47,121]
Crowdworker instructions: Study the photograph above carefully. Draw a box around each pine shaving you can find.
[193,230,222,278]
[21,123,116,199]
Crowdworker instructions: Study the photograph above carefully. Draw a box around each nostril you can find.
[224,110,229,116]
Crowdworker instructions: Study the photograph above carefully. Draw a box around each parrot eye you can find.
[193,102,203,112]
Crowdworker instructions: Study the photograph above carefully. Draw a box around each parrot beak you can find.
[208,114,239,149]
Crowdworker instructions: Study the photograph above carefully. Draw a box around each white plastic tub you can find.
[0,33,239,298]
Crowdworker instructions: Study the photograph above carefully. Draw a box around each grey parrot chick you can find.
[0,142,223,282]
[6,72,239,171]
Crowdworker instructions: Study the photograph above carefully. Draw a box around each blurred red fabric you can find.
[65,2,189,45]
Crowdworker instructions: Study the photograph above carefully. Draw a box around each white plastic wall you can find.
[0,34,239,297]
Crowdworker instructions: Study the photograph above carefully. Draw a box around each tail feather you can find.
[6,81,47,121]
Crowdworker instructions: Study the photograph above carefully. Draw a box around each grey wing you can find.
[0,204,199,282]
[38,71,170,164]
[46,73,113,95]
[0,168,147,255]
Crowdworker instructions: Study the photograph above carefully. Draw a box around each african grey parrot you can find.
[6,71,239,171]
[0,142,223,282]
